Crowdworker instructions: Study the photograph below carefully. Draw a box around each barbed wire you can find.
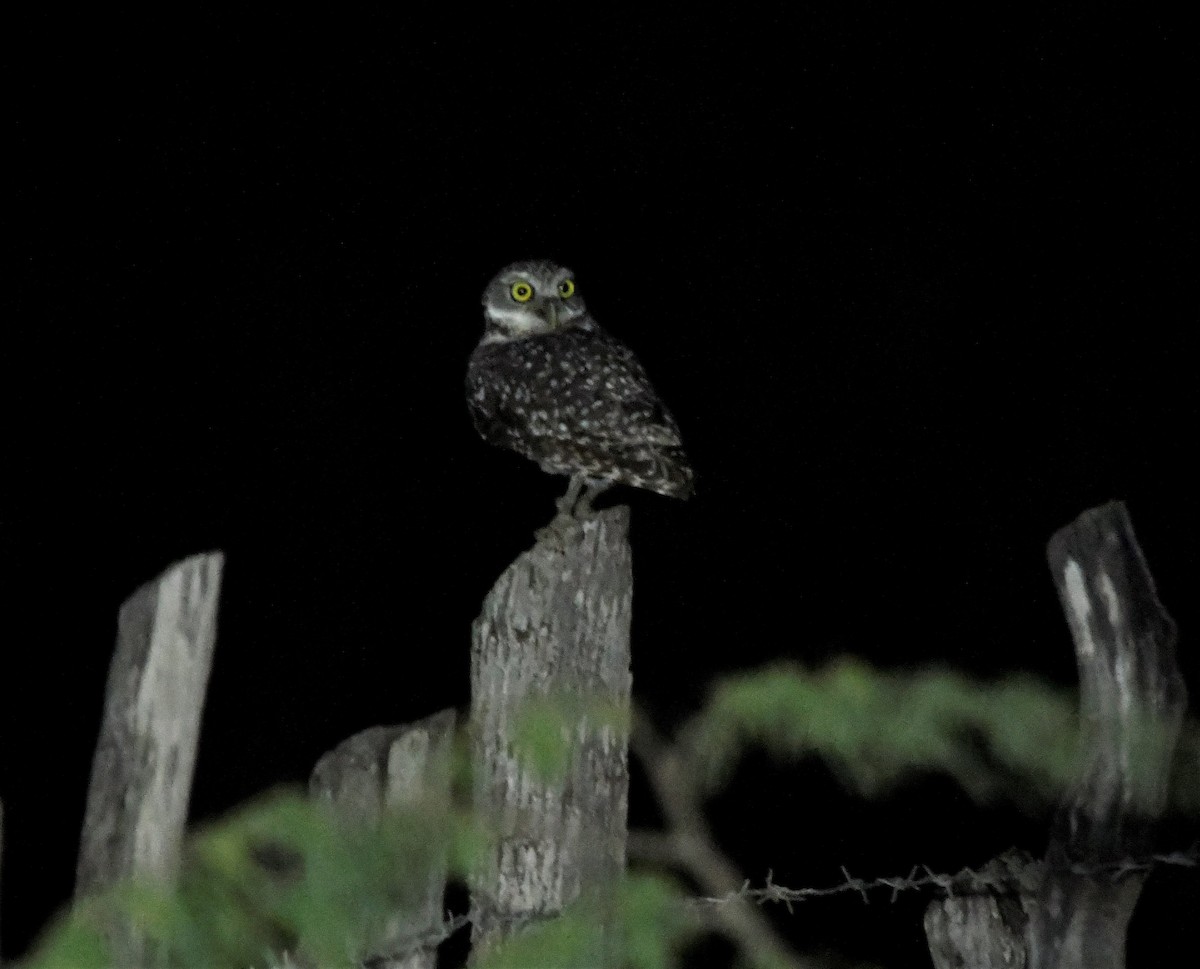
[423,844,1198,944]
[691,844,1199,910]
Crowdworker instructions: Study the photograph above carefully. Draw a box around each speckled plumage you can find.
[467,260,694,501]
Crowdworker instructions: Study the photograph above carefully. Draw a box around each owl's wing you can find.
[578,333,686,448]
[466,329,694,497]
[465,351,519,443]
[563,333,694,496]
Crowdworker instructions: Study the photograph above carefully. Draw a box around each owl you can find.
[466,260,694,515]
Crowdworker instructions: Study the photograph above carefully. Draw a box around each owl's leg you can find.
[574,479,612,517]
[536,475,610,547]
[536,475,587,549]
[555,474,587,516]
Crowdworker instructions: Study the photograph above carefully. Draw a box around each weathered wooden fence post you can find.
[1029,501,1187,967]
[74,551,224,962]
[470,508,633,965]
[309,710,456,969]
[923,502,1187,968]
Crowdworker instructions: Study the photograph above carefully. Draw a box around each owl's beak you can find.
[541,302,560,329]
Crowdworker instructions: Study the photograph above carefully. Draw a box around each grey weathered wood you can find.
[923,502,1186,968]
[924,896,1028,969]
[1028,501,1186,969]
[923,851,1042,969]
[309,709,456,969]
[469,508,633,964]
[75,551,224,898]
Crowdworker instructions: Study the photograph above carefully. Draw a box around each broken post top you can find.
[76,551,225,899]
[1047,501,1181,707]
[309,710,457,824]
[1045,500,1186,858]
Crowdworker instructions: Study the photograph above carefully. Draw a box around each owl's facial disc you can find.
[480,262,586,344]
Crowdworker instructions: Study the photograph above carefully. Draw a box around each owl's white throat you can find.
[482,306,548,344]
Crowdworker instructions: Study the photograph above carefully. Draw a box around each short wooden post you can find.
[923,502,1187,968]
[74,552,224,961]
[469,509,633,964]
[309,710,456,969]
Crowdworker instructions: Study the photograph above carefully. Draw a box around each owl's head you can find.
[480,260,590,344]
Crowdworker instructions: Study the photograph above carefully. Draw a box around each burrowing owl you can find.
[466,260,694,515]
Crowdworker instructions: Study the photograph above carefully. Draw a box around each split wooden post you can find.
[469,509,634,964]
[1029,501,1187,968]
[309,709,456,969]
[74,552,223,960]
[924,502,1187,968]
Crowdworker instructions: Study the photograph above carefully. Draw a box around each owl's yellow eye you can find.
[558,278,576,298]
[510,281,534,303]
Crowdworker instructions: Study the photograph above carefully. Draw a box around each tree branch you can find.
[631,708,824,969]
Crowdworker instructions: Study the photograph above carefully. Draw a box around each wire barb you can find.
[689,844,1198,909]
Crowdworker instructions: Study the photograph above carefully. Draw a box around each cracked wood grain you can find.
[923,502,1186,969]
[469,509,632,966]
[309,709,456,969]
[74,551,224,964]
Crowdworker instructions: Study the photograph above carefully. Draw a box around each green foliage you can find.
[684,659,1082,803]
[511,699,575,782]
[617,874,698,969]
[472,910,604,969]
[510,692,630,783]
[22,789,458,969]
[18,912,110,969]
[18,662,1197,968]
[21,802,692,969]
[471,874,696,969]
[1169,720,1200,814]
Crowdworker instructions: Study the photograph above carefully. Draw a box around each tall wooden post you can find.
[75,552,224,962]
[469,509,633,964]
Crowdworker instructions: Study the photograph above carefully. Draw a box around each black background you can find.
[6,7,1197,966]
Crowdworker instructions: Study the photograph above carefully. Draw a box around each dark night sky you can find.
[5,7,1197,966]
